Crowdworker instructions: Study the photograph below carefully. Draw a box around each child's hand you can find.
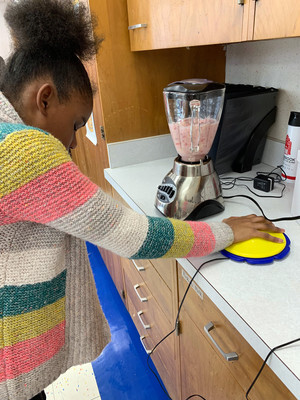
[222,214,285,244]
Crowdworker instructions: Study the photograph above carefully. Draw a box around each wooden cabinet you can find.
[124,257,180,399]
[98,248,128,305]
[251,0,300,41]
[127,0,300,51]
[178,266,296,400]
[127,0,245,51]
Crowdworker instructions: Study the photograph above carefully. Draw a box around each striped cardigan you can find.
[0,92,233,399]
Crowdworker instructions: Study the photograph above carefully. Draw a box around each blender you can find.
[155,79,225,220]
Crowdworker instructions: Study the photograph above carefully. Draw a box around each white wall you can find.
[226,37,300,145]
[0,1,12,60]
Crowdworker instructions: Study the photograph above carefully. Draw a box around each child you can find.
[0,1,283,399]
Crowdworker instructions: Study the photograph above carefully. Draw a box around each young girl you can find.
[0,1,283,399]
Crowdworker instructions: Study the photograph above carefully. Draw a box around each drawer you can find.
[125,260,173,342]
[130,259,173,323]
[126,280,179,400]
[178,266,296,400]
[149,258,174,290]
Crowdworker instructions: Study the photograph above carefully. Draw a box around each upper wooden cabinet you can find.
[252,0,300,40]
[127,0,300,51]
[127,0,245,51]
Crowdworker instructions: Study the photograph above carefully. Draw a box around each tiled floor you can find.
[44,243,169,400]
[45,363,100,400]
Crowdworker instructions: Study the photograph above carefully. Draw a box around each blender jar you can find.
[163,79,225,163]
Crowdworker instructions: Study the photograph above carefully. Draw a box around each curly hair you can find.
[1,0,103,104]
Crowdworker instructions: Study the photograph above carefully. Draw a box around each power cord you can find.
[221,165,300,222]
[221,165,287,199]
[245,337,300,399]
[223,193,300,222]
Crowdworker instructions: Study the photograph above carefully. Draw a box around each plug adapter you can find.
[253,174,274,192]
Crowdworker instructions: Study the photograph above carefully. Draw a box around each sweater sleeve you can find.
[0,126,234,259]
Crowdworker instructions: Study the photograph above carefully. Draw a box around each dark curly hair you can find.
[1,0,102,104]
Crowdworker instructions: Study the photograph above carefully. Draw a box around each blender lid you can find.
[164,79,225,93]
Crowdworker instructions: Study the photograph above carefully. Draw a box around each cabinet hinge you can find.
[175,320,181,336]
[100,125,105,140]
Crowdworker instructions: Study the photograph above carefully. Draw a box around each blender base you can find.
[155,156,224,221]
[187,199,224,221]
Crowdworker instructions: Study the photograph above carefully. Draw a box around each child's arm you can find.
[1,127,278,259]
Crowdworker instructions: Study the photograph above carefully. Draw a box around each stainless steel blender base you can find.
[155,157,224,220]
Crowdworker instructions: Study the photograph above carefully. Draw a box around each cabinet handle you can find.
[128,23,148,30]
[204,322,239,362]
[138,310,151,329]
[134,284,148,302]
[132,260,145,272]
[140,335,152,354]
[237,0,244,4]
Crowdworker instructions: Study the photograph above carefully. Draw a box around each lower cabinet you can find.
[178,266,296,400]
[126,284,177,398]
[98,247,127,305]
[124,257,180,400]
[179,308,245,399]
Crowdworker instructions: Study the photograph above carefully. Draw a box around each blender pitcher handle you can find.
[189,99,201,153]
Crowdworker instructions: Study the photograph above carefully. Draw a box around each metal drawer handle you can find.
[138,310,151,329]
[204,322,239,362]
[134,284,148,302]
[132,260,145,272]
[128,23,148,30]
[140,335,152,354]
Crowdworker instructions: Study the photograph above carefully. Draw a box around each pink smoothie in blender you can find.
[169,117,219,162]
[164,81,224,164]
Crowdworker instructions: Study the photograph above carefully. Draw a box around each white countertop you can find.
[104,157,300,398]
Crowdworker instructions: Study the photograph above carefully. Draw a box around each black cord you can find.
[146,329,175,399]
[245,337,300,399]
[221,165,287,199]
[223,194,300,222]
[146,257,227,400]
[222,179,286,198]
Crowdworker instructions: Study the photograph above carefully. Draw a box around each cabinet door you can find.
[178,267,296,400]
[98,248,127,305]
[253,0,300,40]
[180,308,245,400]
[127,0,245,51]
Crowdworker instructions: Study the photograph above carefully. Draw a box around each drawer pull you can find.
[138,310,151,329]
[132,260,145,272]
[204,322,239,362]
[140,335,152,354]
[128,23,148,30]
[134,284,148,302]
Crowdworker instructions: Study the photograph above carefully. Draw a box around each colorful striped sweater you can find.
[0,92,233,399]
